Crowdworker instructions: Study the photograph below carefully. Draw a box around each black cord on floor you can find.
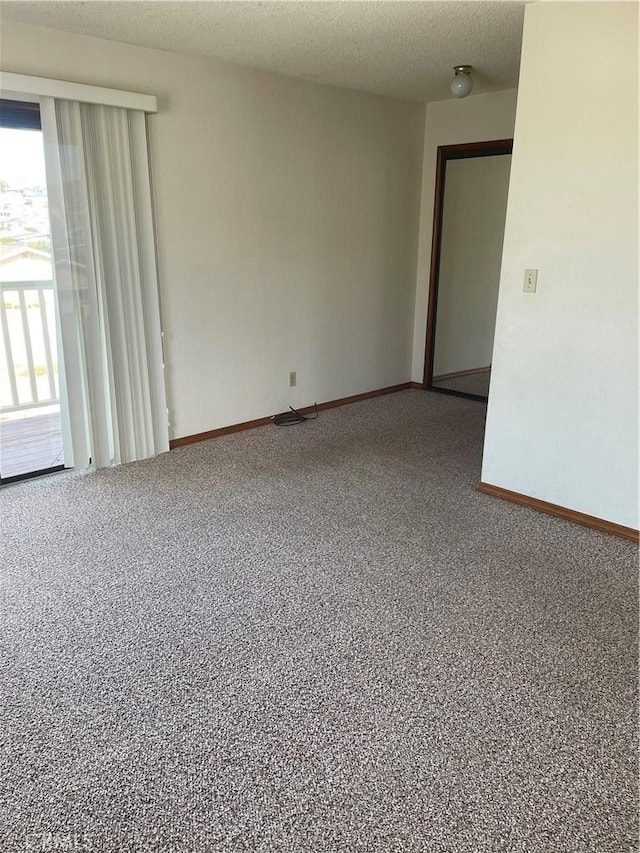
[272,403,319,426]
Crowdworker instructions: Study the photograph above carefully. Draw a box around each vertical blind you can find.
[41,98,168,468]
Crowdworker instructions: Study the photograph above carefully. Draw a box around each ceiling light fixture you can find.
[450,65,474,98]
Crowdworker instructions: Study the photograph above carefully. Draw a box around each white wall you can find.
[433,154,511,376]
[411,89,518,381]
[0,20,425,439]
[482,2,639,529]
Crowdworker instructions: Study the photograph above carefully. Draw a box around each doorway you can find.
[424,139,512,402]
[0,100,66,483]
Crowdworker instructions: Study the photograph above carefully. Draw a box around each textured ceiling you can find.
[0,1,526,102]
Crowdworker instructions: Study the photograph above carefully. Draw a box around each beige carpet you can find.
[1,390,637,852]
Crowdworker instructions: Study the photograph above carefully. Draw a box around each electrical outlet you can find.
[523,268,538,293]
[289,371,297,387]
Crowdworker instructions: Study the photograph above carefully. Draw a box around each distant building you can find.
[0,245,52,282]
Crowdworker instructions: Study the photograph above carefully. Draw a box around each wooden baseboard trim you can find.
[433,366,491,382]
[477,482,639,542]
[310,382,412,414]
[169,415,273,448]
[409,381,425,390]
[169,382,412,450]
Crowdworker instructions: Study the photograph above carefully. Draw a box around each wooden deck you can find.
[0,410,64,481]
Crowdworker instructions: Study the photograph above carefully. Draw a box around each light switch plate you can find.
[523,269,538,293]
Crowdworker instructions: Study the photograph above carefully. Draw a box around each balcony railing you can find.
[0,280,60,414]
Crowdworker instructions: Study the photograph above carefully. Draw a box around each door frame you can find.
[423,138,513,394]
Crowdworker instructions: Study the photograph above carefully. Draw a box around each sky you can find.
[0,128,47,189]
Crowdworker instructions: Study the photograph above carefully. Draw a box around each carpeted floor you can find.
[1,390,637,852]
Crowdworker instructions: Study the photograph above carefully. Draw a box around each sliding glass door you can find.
[0,100,68,483]
[2,78,169,480]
